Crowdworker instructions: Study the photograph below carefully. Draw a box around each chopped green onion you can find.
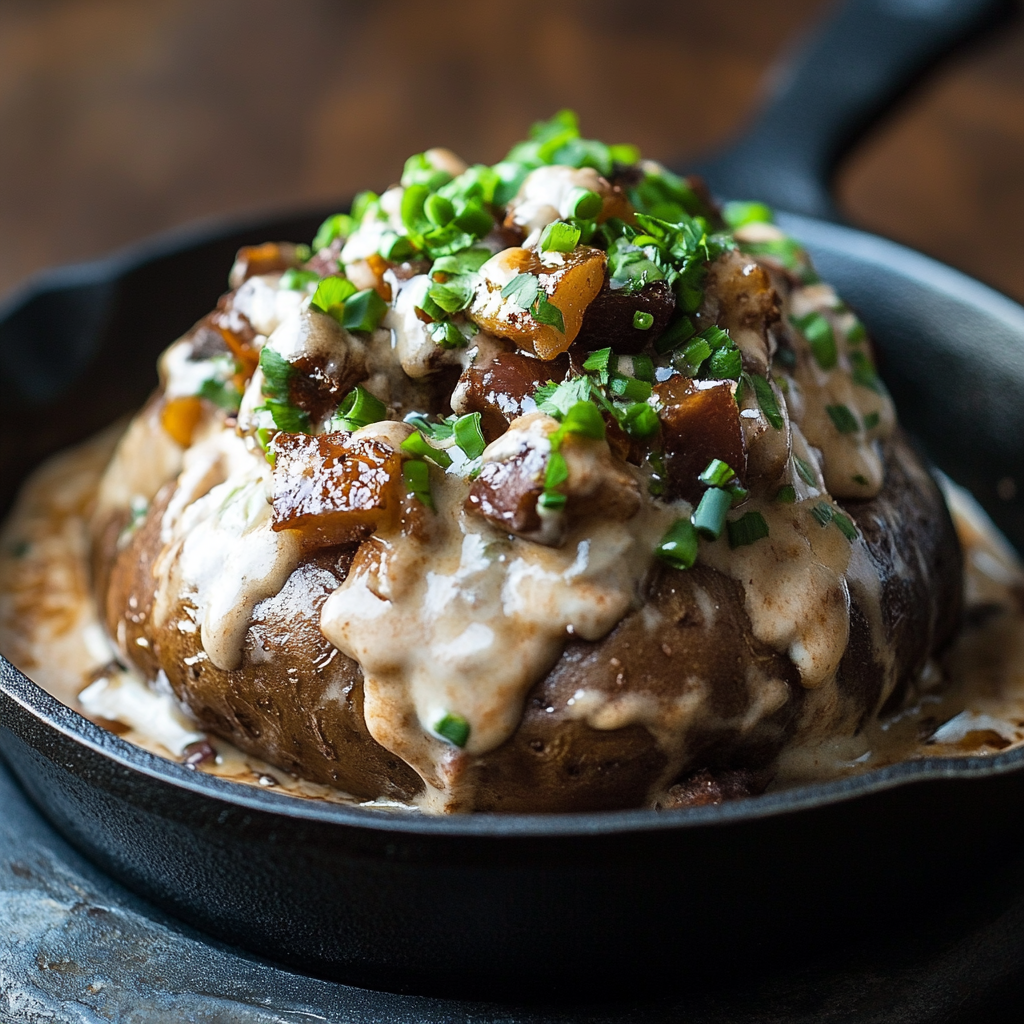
[557,400,606,441]
[698,459,736,488]
[691,487,731,540]
[342,288,388,333]
[793,311,837,370]
[197,378,242,412]
[452,200,493,238]
[619,402,659,439]
[847,320,867,344]
[852,474,869,486]
[535,377,593,418]
[401,430,453,468]
[863,410,880,430]
[727,511,769,548]
[832,510,857,540]
[402,153,453,191]
[538,490,567,511]
[775,484,796,503]
[279,268,320,290]
[431,248,492,276]
[350,190,378,223]
[334,385,387,432]
[654,316,695,355]
[826,403,859,434]
[310,276,358,320]
[453,412,487,460]
[566,187,603,220]
[655,518,699,570]
[540,450,569,510]
[609,374,652,402]
[674,336,712,376]
[539,220,581,253]
[699,325,732,350]
[582,347,614,375]
[312,213,355,252]
[433,712,470,748]
[501,273,540,308]
[256,427,276,465]
[403,459,434,508]
[722,200,774,229]
[750,374,784,429]
[849,350,883,393]
[630,354,655,382]
[810,503,833,527]
[263,400,310,434]
[380,232,420,262]
[794,455,817,486]
[632,310,654,331]
[424,193,455,227]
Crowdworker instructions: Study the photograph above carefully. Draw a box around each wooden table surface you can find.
[0,0,1021,304]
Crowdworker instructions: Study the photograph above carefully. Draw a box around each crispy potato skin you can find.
[99,431,961,811]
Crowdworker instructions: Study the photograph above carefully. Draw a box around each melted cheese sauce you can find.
[3,430,1024,809]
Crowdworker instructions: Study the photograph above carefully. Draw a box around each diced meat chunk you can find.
[270,432,403,548]
[574,279,676,353]
[654,377,745,502]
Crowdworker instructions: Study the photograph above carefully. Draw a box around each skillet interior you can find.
[2,207,1024,998]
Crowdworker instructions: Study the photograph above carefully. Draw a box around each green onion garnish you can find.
[453,412,487,460]
[633,310,654,331]
[427,279,474,314]
[811,502,833,527]
[707,346,742,380]
[424,193,455,228]
[619,402,659,439]
[609,374,652,403]
[847,320,867,344]
[431,248,492,276]
[826,403,859,434]
[311,212,355,251]
[539,220,581,253]
[654,317,695,355]
[310,276,358,321]
[750,374,784,429]
[863,410,880,430]
[727,511,769,548]
[400,430,453,469]
[197,378,242,412]
[792,311,837,370]
[263,400,310,434]
[259,346,292,399]
[655,518,699,570]
[630,354,655,382]
[342,288,388,333]
[429,320,471,350]
[582,347,614,375]
[403,459,434,509]
[558,400,606,440]
[832,511,857,540]
[433,712,470,748]
[691,487,731,540]
[794,455,817,486]
[334,385,387,431]
[775,484,796,503]
[698,459,736,488]
[674,336,712,376]
[279,268,320,291]
[722,200,774,229]
[566,187,603,220]
[852,474,869,486]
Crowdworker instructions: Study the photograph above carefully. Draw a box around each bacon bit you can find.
[653,377,746,503]
[161,396,204,447]
[269,432,403,549]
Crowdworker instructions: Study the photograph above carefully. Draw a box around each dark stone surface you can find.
[3,755,1024,1023]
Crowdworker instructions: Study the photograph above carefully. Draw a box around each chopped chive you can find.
[750,374,784,429]
[630,354,655,382]
[722,200,774,228]
[539,220,581,253]
[795,455,817,486]
[310,276,358,320]
[545,450,569,489]
[698,325,732,350]
[197,378,242,412]
[706,346,742,380]
[312,212,355,251]
[826,403,859,434]
[691,487,731,540]
[558,400,606,440]
[775,484,796,503]
[453,412,487,460]
[583,347,614,375]
[832,511,858,540]
[852,473,869,486]
[674,336,712,376]
[727,511,769,548]
[655,518,699,570]
[342,288,389,333]
[424,193,455,228]
[538,490,567,511]
[654,317,695,355]
[793,311,837,370]
[619,402,659,439]
[698,459,736,488]
[380,232,420,262]
[403,459,434,508]
[335,385,387,431]
[401,430,453,468]
[566,187,603,220]
[863,410,880,430]
[632,310,654,331]
[609,374,652,402]
[434,712,470,748]
[810,502,833,527]
[847,320,867,344]
[279,268,320,290]
[263,399,310,434]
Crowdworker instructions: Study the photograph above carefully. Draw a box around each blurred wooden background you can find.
[0,0,1021,302]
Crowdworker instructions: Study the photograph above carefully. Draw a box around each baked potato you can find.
[87,112,962,812]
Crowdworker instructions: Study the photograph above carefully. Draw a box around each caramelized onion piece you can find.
[270,431,403,549]
[469,246,606,361]
[654,377,746,503]
[160,396,204,447]
[228,242,305,289]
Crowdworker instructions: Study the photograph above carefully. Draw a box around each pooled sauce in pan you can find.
[0,426,1020,808]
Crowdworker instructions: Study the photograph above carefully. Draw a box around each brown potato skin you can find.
[99,430,961,811]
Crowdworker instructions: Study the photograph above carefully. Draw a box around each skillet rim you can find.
[2,205,1024,839]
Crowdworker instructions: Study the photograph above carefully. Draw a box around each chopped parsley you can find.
[792,311,837,370]
[826,404,859,434]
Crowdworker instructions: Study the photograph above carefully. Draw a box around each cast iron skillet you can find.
[1,0,1023,1002]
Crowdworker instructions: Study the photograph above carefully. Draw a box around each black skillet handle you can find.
[695,0,1016,219]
